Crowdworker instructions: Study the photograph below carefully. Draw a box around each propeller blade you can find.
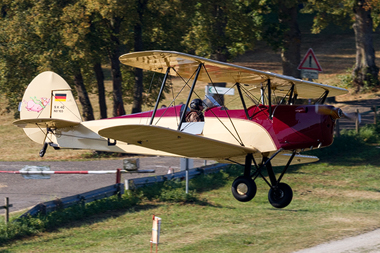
[341,112,361,123]
[315,104,342,119]
[315,104,361,123]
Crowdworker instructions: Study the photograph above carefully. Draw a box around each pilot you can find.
[185,98,205,122]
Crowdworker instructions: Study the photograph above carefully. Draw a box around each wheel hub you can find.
[237,183,248,195]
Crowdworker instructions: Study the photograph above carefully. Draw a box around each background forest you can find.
[0,0,379,121]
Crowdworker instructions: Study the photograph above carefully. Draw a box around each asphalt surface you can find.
[294,229,380,253]
[0,157,208,213]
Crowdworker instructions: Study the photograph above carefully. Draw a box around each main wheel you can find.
[231,176,257,202]
[268,183,293,208]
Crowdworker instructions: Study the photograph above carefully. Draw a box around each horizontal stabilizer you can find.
[99,124,257,160]
[13,118,80,129]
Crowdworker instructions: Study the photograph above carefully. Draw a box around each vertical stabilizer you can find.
[14,71,82,147]
[20,71,82,123]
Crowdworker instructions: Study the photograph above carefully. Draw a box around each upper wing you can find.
[119,50,348,99]
[98,124,257,160]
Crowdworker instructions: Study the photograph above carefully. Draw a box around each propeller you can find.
[315,104,361,123]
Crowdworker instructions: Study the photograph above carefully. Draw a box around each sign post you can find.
[150,215,162,253]
[297,48,322,81]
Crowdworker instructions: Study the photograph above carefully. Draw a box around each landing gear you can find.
[39,142,48,157]
[231,176,257,202]
[268,183,293,208]
[230,150,296,208]
[39,128,55,157]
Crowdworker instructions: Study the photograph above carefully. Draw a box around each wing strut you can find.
[178,63,203,130]
[150,67,171,125]
[316,90,329,104]
[236,83,251,120]
[268,79,272,119]
[287,83,295,105]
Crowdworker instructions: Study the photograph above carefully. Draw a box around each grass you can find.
[1,132,380,252]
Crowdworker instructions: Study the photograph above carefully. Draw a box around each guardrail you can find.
[19,183,123,219]
[125,163,228,190]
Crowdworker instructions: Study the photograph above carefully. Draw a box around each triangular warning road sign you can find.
[297,48,322,72]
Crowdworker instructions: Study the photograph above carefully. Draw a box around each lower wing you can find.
[98,124,257,160]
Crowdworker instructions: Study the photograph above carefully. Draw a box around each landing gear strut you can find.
[39,142,48,157]
[230,150,296,208]
[231,154,257,202]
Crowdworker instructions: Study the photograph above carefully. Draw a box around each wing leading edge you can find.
[98,124,257,160]
[119,50,348,99]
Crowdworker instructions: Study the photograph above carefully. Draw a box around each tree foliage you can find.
[1,0,379,119]
[183,0,260,60]
[303,0,380,89]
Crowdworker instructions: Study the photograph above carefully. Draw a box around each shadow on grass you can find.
[303,134,380,167]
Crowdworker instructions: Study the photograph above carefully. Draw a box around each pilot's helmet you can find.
[190,98,203,110]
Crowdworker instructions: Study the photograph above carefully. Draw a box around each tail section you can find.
[14,71,82,145]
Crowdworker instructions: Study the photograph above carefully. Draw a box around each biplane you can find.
[13,50,348,208]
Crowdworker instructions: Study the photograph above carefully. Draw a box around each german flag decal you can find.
[55,93,67,102]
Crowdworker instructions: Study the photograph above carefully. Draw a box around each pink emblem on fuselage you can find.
[25,97,50,113]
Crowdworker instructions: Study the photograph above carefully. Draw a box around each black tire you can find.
[231,176,257,202]
[268,183,293,208]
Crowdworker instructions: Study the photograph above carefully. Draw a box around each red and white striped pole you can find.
[0,170,122,174]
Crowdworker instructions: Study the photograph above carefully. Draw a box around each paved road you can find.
[294,229,380,253]
[0,157,208,213]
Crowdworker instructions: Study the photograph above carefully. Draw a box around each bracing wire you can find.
[153,69,196,126]
[52,93,82,122]
[202,65,245,146]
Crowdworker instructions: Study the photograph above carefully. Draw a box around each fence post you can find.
[116,168,121,184]
[116,168,122,198]
[356,109,360,133]
[4,197,10,224]
[335,119,340,138]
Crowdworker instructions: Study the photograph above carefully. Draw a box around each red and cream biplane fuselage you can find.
[14,50,347,208]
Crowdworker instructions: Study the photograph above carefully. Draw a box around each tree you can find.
[303,0,380,90]
[85,0,135,116]
[352,0,379,88]
[183,0,260,104]
[0,0,96,120]
[0,1,42,116]
[131,0,148,114]
[74,68,94,120]
[93,62,107,119]
[259,0,302,78]
[278,2,301,78]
